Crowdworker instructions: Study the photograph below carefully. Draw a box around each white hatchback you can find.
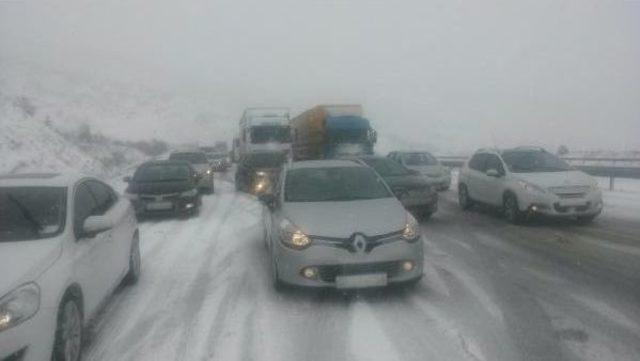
[458,147,603,224]
[0,173,140,361]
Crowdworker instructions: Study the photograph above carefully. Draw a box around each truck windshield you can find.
[329,129,369,143]
[0,187,67,241]
[251,126,291,144]
[285,167,392,202]
[502,150,571,173]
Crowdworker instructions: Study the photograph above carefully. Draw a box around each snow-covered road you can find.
[82,175,640,361]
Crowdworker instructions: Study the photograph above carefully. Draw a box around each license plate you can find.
[336,273,388,289]
[146,201,173,211]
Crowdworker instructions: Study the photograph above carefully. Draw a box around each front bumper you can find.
[131,195,200,216]
[274,236,424,288]
[423,174,451,190]
[518,189,603,217]
[0,307,57,361]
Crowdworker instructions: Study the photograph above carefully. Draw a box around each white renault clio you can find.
[0,173,140,361]
[458,147,603,224]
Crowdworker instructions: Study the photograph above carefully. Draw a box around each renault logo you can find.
[353,234,367,253]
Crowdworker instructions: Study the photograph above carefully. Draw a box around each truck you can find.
[237,107,291,158]
[290,104,377,160]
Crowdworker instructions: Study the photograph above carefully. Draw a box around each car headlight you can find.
[517,180,546,194]
[206,169,212,175]
[0,283,40,333]
[180,188,198,197]
[402,213,420,242]
[279,219,312,250]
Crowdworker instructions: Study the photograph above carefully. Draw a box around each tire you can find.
[271,257,285,292]
[52,296,83,361]
[503,193,524,224]
[458,184,473,210]
[123,233,141,285]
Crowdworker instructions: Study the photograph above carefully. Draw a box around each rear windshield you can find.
[134,164,192,182]
[402,153,438,166]
[0,187,67,241]
[361,158,411,177]
[169,152,209,164]
[285,167,392,202]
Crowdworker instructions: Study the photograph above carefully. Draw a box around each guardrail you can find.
[437,156,640,190]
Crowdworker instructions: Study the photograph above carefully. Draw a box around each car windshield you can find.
[169,153,208,164]
[403,153,438,166]
[0,187,67,241]
[502,150,571,173]
[251,126,291,144]
[285,166,392,202]
[361,158,410,177]
[134,164,191,182]
[243,153,286,168]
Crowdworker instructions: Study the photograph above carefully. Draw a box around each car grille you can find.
[317,261,402,283]
[140,193,180,202]
[554,202,590,213]
[549,186,590,198]
[310,231,403,253]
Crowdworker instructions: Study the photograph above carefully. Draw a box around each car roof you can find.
[0,172,88,187]
[287,159,366,169]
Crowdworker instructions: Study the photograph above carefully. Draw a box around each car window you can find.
[87,181,117,215]
[485,154,505,174]
[468,154,488,171]
[362,158,410,177]
[74,183,98,238]
[0,186,67,241]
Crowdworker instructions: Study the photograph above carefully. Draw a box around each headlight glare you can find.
[0,283,40,333]
[402,213,420,242]
[279,219,312,250]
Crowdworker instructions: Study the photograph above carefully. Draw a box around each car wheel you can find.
[271,257,285,292]
[458,184,473,210]
[52,296,83,361]
[124,233,141,285]
[503,193,524,224]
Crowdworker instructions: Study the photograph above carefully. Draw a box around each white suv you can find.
[457,147,603,224]
[0,173,140,361]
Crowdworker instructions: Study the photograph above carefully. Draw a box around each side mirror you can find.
[123,176,132,183]
[485,169,502,178]
[82,215,114,238]
[258,193,277,209]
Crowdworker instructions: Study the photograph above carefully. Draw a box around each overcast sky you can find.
[1,0,639,153]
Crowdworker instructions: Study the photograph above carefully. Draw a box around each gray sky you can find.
[1,0,639,153]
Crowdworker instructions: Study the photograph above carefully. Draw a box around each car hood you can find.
[383,174,431,191]
[281,198,407,238]
[191,163,210,173]
[407,165,445,176]
[514,170,595,188]
[128,180,194,195]
[0,239,62,296]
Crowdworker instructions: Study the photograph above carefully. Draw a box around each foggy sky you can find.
[1,0,639,153]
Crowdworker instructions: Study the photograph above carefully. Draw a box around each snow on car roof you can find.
[0,172,87,187]
[288,159,365,169]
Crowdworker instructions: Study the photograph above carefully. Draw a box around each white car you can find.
[260,160,423,290]
[458,147,603,224]
[0,173,140,361]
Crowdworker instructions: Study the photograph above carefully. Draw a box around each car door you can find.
[87,180,130,287]
[478,154,507,206]
[72,181,115,316]
[465,153,489,202]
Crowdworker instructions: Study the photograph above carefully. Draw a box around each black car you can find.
[124,160,202,218]
[235,151,287,194]
[351,155,438,220]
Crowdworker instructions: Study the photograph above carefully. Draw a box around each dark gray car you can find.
[352,156,438,220]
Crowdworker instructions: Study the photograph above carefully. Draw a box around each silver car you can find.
[388,151,452,190]
[260,160,423,290]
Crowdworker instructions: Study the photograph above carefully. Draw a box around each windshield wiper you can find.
[7,195,43,234]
